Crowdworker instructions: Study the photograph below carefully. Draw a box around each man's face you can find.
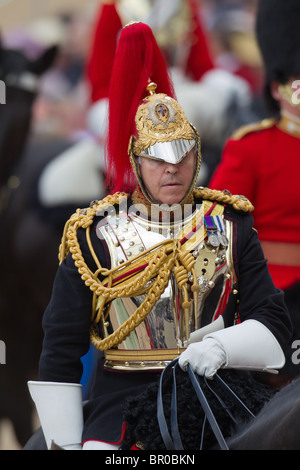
[137,149,196,205]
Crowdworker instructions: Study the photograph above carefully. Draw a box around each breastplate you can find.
[96,203,237,370]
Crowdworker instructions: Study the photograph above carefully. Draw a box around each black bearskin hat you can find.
[255,0,300,113]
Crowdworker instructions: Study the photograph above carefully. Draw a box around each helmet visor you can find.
[136,138,196,164]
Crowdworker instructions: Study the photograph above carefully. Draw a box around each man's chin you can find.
[159,191,185,206]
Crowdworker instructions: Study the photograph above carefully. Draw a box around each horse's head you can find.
[0,37,58,96]
[0,38,59,189]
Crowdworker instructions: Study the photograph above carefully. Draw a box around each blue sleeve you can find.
[39,223,106,383]
[229,211,292,349]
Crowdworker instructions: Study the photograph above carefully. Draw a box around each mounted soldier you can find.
[28,22,291,450]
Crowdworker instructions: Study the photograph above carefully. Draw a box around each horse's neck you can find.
[0,91,34,187]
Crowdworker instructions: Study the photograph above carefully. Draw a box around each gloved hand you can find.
[178,337,226,379]
[179,320,285,378]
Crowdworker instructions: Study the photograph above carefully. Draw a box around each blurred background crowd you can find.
[1,0,264,147]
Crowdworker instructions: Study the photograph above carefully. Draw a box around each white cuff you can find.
[204,320,285,374]
[190,316,224,343]
[28,381,84,450]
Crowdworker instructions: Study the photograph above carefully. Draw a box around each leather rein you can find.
[157,358,255,450]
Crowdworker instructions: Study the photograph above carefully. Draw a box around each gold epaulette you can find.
[194,187,254,213]
[231,118,276,140]
[58,192,129,264]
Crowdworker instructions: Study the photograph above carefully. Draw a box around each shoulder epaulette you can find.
[231,118,276,141]
[58,192,129,263]
[194,187,254,213]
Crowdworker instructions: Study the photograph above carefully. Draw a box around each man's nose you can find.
[165,163,178,174]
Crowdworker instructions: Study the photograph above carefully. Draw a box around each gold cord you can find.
[193,186,254,212]
[58,188,253,351]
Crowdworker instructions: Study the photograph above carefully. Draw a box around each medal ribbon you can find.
[204,215,224,234]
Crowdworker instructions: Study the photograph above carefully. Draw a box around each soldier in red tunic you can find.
[210,0,300,384]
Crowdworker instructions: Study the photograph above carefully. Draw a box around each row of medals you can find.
[195,228,229,295]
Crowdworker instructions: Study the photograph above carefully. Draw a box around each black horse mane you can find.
[121,368,277,450]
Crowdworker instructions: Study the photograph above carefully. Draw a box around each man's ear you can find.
[270,81,282,102]
[135,156,142,177]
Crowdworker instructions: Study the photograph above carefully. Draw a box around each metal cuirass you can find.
[95,202,237,370]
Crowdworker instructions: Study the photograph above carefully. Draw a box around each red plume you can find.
[185,0,215,81]
[106,22,176,194]
[85,3,122,103]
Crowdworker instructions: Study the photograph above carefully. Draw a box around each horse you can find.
[0,38,64,446]
[228,374,300,450]
[23,369,300,450]
[121,366,299,450]
[0,37,105,447]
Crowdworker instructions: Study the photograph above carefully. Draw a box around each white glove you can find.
[179,320,285,378]
[178,337,226,379]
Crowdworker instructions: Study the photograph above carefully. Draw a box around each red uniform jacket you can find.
[210,119,300,290]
